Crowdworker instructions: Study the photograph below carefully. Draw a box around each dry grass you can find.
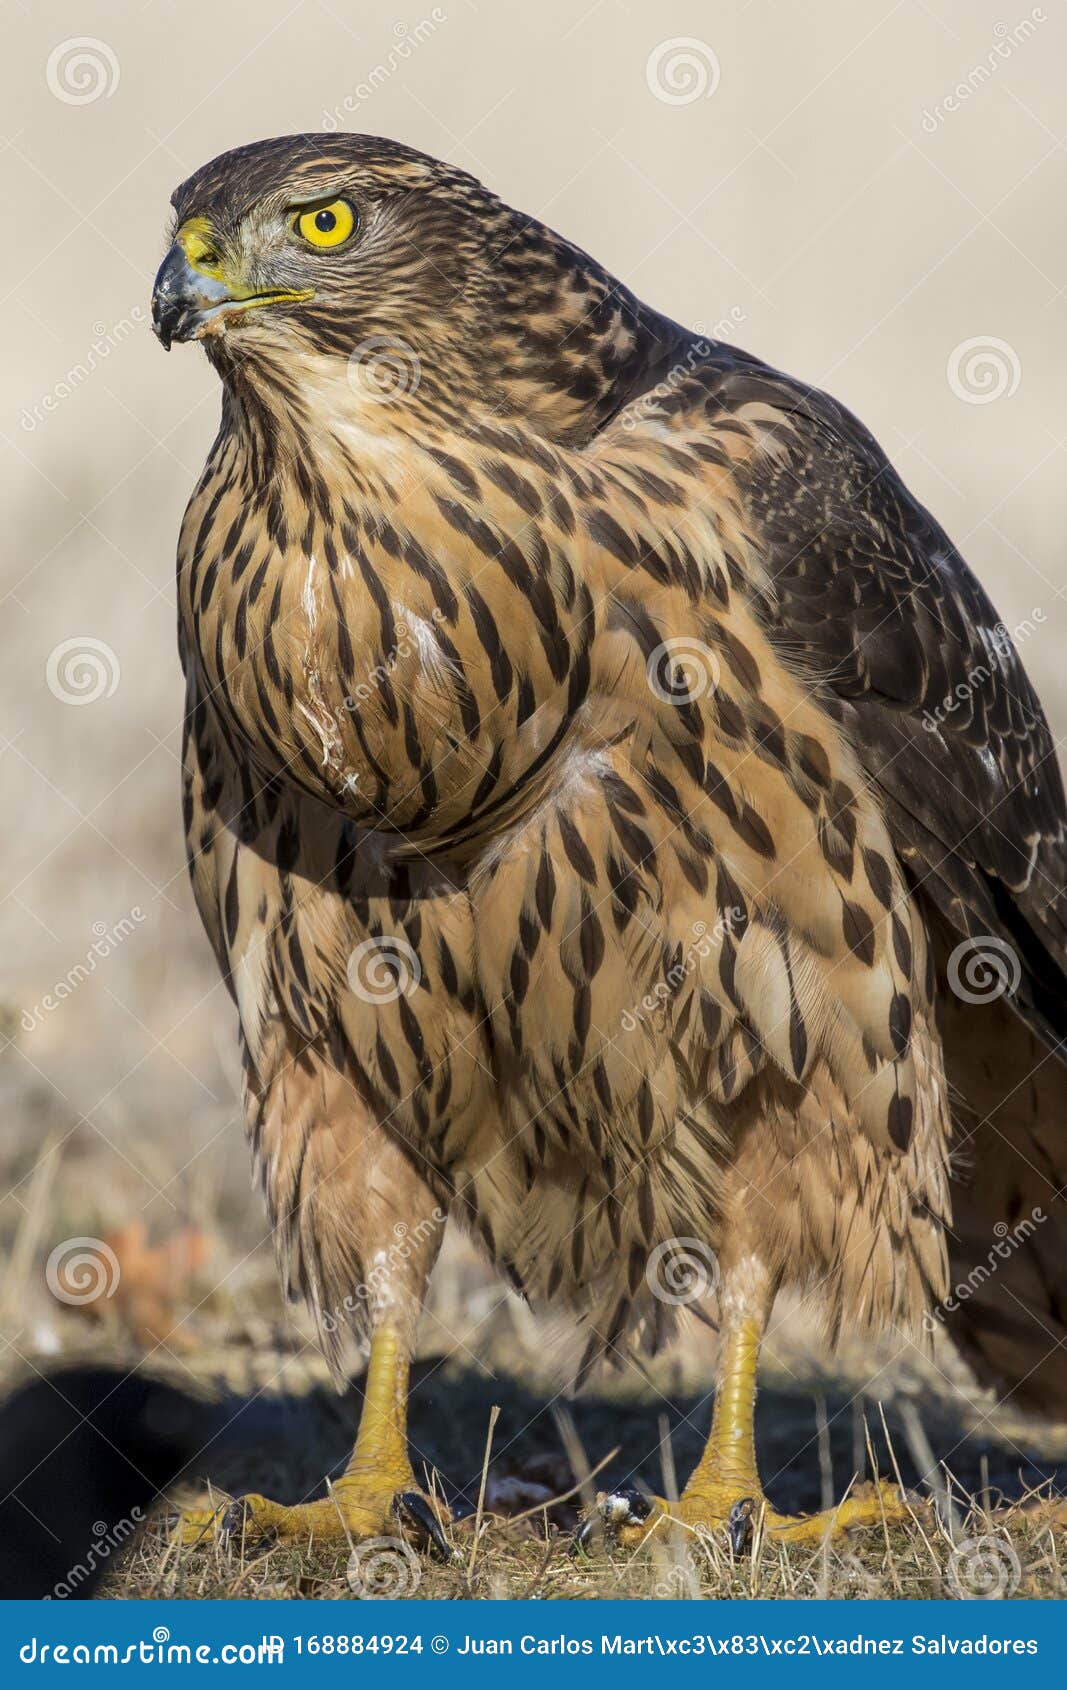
[3,0,1066,1614]
[116,1480,1067,1603]
[5,1097,1067,1605]
[9,1320,1056,1603]
[6,890,1067,1607]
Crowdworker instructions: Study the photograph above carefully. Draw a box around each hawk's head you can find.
[151,134,683,442]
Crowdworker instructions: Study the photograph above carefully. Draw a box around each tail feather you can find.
[934,927,1067,1418]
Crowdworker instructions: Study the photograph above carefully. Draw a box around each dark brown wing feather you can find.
[701,345,1067,1053]
[697,345,1067,1411]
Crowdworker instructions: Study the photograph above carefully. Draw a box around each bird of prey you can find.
[152,134,1067,1552]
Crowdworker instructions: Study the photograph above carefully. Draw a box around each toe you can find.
[764,1481,921,1544]
[172,1504,228,1548]
[177,1478,460,1559]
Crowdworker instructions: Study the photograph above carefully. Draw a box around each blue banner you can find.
[1,1599,1059,1685]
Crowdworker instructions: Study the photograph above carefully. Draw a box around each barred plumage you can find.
[158,134,1067,1548]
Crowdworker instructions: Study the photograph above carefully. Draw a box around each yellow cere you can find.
[295,199,356,249]
[176,216,226,280]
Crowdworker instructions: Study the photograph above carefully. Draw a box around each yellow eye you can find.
[294,199,356,249]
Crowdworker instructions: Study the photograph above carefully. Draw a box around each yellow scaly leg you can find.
[180,1329,450,1552]
[582,1310,911,1553]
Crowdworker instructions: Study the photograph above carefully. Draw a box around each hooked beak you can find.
[151,234,313,350]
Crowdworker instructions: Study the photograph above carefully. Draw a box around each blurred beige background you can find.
[2,0,1065,1367]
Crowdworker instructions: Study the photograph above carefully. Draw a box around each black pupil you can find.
[315,208,337,233]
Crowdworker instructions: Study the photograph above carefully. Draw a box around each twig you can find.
[877,1400,938,1572]
[658,1412,679,1505]
[815,1393,833,1512]
[466,1404,500,1582]
[862,1414,899,1589]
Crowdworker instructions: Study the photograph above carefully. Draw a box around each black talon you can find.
[572,1514,599,1556]
[220,1496,264,1545]
[394,1491,459,1562]
[728,1496,756,1556]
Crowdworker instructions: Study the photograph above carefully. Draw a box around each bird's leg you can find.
[180,1115,454,1556]
[333,1325,417,1507]
[677,1296,763,1511]
[583,1254,910,1552]
[180,1322,453,1554]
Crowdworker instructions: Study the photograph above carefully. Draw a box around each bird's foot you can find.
[177,1469,457,1562]
[577,1478,914,1555]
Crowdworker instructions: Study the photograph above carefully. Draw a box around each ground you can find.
[3,1070,1065,1603]
[17,1292,1066,1601]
